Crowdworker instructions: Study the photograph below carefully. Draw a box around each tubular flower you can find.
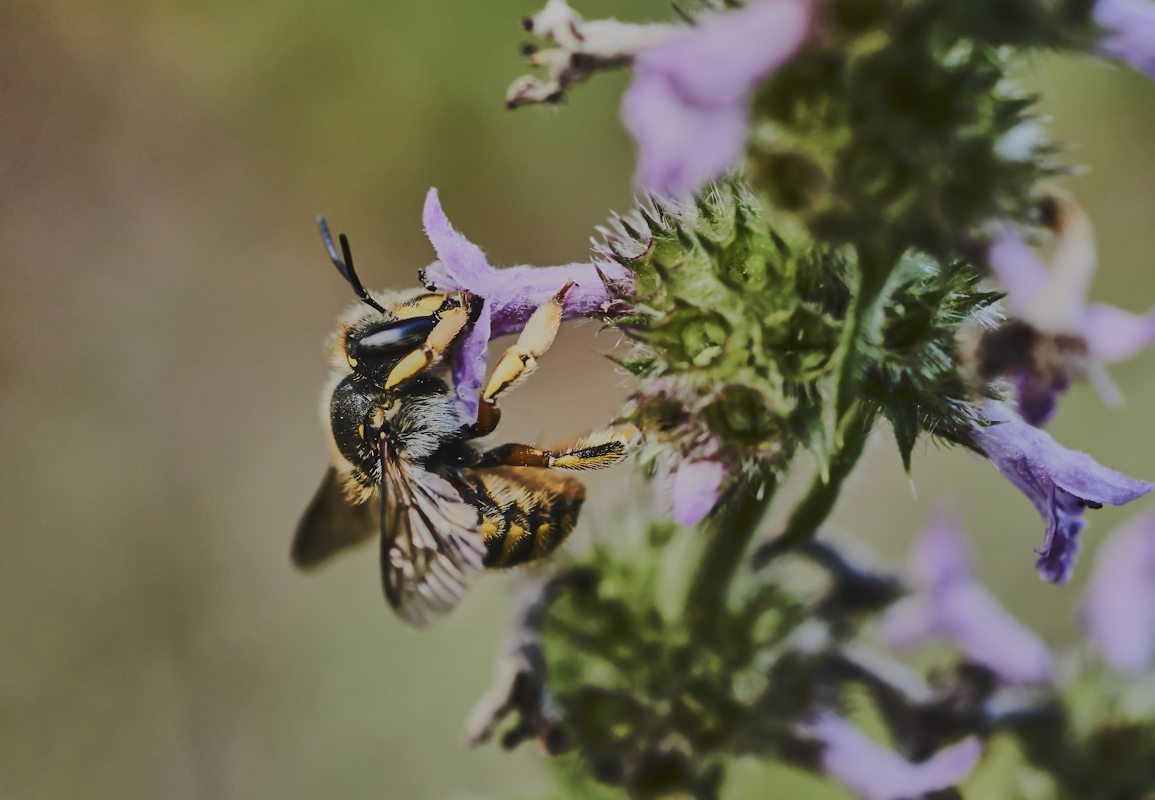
[509,0,813,197]
[881,510,1054,684]
[620,0,813,197]
[977,189,1155,426]
[420,188,632,420]
[969,401,1154,585]
[1083,509,1155,675]
[1094,0,1155,80]
[810,713,982,800]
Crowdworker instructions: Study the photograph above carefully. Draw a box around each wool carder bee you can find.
[292,220,634,626]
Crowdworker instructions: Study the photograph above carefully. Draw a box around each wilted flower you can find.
[977,189,1155,425]
[969,401,1154,584]
[510,0,813,197]
[505,0,677,107]
[1094,0,1155,80]
[882,510,1054,684]
[1084,509,1155,675]
[420,188,632,420]
[810,713,982,800]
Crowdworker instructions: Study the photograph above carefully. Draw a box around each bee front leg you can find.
[383,295,472,390]
[474,425,639,471]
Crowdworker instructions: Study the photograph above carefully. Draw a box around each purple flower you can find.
[970,401,1154,584]
[881,510,1054,684]
[1094,0,1155,80]
[811,713,982,800]
[982,191,1155,425]
[1084,509,1155,674]
[621,0,813,196]
[509,0,813,198]
[671,458,726,526]
[420,188,632,420]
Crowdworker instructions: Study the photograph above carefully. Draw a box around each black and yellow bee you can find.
[292,220,633,626]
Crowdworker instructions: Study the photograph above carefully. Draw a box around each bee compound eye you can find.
[354,317,439,363]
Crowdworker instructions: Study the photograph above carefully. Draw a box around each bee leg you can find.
[474,425,639,471]
[467,281,575,439]
[383,296,471,390]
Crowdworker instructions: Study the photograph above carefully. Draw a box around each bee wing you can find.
[380,442,485,627]
[292,467,380,568]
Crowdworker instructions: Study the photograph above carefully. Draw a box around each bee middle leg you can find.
[466,280,575,439]
[473,425,639,471]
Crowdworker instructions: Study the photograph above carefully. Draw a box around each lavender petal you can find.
[1078,302,1155,363]
[672,458,726,526]
[1095,0,1155,80]
[620,0,812,196]
[1084,509,1155,674]
[813,713,982,800]
[971,401,1154,584]
[419,188,632,420]
[986,227,1048,317]
[882,510,1053,684]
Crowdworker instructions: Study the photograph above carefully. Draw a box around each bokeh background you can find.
[3,1,1155,798]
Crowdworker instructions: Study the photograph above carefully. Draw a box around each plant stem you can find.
[684,469,777,639]
[750,404,875,566]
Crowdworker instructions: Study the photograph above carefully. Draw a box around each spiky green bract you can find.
[535,524,811,800]
[751,0,1061,264]
[601,185,995,479]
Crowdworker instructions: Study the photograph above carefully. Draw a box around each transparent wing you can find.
[380,442,485,627]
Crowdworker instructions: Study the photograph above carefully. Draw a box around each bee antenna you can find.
[317,216,388,314]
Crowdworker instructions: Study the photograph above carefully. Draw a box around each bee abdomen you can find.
[456,466,585,569]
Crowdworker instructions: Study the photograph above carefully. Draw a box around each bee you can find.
[292,219,634,626]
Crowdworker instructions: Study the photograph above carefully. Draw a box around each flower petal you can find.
[1094,0,1155,81]
[1078,302,1155,363]
[672,458,726,526]
[883,511,1053,684]
[420,188,633,420]
[621,0,812,196]
[970,401,1154,584]
[633,0,812,106]
[453,301,491,420]
[880,597,938,649]
[935,582,1054,684]
[907,509,973,592]
[622,72,749,198]
[986,228,1048,316]
[812,713,982,800]
[1084,509,1155,674]
[422,187,493,289]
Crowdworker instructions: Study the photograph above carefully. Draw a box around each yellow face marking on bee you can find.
[384,305,470,390]
[358,424,365,440]
[348,355,358,368]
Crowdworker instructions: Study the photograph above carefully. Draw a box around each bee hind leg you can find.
[467,281,575,439]
[474,424,639,471]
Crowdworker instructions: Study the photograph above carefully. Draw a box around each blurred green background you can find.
[2,2,1155,798]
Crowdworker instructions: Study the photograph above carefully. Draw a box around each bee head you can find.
[344,315,439,376]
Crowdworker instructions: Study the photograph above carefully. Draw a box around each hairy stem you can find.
[750,404,875,566]
[684,468,778,639]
